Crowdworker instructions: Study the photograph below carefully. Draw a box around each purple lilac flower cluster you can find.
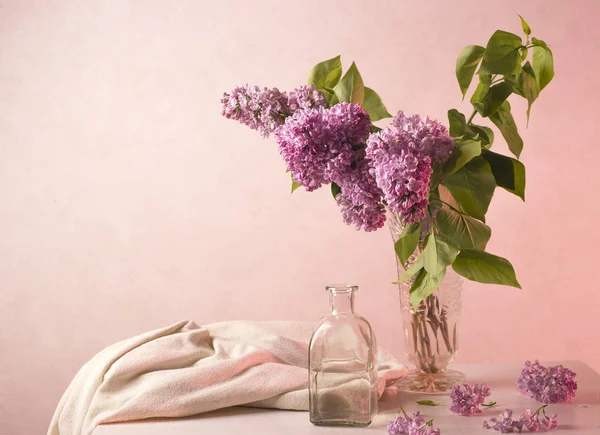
[287,85,327,113]
[449,383,492,416]
[276,102,386,231]
[221,84,326,138]
[516,361,577,403]
[366,112,455,224]
[483,406,559,433]
[334,158,387,232]
[275,102,371,190]
[387,410,440,435]
[221,85,289,137]
[221,83,454,231]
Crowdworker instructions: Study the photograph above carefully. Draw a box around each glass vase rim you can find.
[325,284,358,293]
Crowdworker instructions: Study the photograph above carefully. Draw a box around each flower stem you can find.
[466,109,477,125]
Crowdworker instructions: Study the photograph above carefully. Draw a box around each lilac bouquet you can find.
[221,16,554,309]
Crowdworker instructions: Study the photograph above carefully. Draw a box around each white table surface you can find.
[93,361,600,435]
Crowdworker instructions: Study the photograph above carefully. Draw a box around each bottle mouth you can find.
[325,284,358,294]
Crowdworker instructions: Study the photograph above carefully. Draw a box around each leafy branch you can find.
[303,16,555,309]
[396,16,552,308]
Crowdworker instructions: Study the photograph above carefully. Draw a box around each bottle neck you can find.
[329,291,355,315]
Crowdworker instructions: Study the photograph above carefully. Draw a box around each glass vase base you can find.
[395,368,466,394]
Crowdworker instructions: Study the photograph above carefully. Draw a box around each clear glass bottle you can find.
[308,284,378,427]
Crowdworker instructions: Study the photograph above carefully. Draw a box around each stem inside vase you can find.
[409,293,457,374]
[389,211,466,392]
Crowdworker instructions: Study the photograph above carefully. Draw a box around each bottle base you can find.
[310,418,372,427]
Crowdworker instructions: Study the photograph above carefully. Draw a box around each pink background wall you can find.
[1,1,599,434]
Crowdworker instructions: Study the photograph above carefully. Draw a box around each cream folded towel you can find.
[48,320,407,435]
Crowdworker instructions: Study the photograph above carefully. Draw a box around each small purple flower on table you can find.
[519,406,559,432]
[387,409,441,435]
[483,409,523,433]
[517,360,577,403]
[450,383,492,416]
[484,405,559,433]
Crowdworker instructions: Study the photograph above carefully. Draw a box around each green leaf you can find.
[519,62,539,125]
[436,205,491,250]
[532,46,554,91]
[291,173,302,193]
[307,55,342,91]
[473,81,513,117]
[417,400,444,406]
[394,222,421,266]
[444,138,482,174]
[442,157,495,221]
[456,45,486,98]
[452,249,521,288]
[429,162,443,190]
[482,401,498,408]
[448,109,468,137]
[470,74,492,106]
[321,88,338,106]
[423,233,459,275]
[504,74,524,98]
[394,255,424,284]
[333,62,365,104]
[519,15,531,36]
[489,101,524,158]
[480,30,523,75]
[362,87,392,122]
[531,37,547,47]
[410,268,447,308]
[331,182,342,199]
[469,124,494,147]
[481,150,526,200]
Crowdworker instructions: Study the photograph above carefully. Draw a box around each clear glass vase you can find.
[308,284,378,427]
[388,214,466,394]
